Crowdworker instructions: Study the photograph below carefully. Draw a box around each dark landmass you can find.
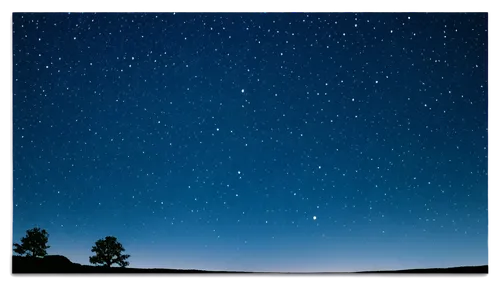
[7,255,496,280]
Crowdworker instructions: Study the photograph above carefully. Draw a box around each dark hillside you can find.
[8,255,491,280]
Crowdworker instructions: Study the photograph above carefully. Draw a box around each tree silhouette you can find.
[13,227,50,258]
[89,236,130,267]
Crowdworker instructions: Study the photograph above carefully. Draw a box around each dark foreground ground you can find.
[7,255,496,280]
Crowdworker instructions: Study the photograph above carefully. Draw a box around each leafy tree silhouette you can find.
[89,236,130,267]
[13,227,50,258]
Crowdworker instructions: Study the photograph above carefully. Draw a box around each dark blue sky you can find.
[12,12,488,272]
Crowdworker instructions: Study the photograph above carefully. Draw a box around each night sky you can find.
[12,13,488,272]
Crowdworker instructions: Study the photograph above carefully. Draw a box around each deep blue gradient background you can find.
[13,13,487,272]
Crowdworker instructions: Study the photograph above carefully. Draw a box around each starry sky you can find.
[12,12,488,272]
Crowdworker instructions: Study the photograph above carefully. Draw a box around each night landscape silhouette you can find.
[12,12,488,274]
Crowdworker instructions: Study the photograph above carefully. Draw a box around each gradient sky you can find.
[12,12,488,272]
